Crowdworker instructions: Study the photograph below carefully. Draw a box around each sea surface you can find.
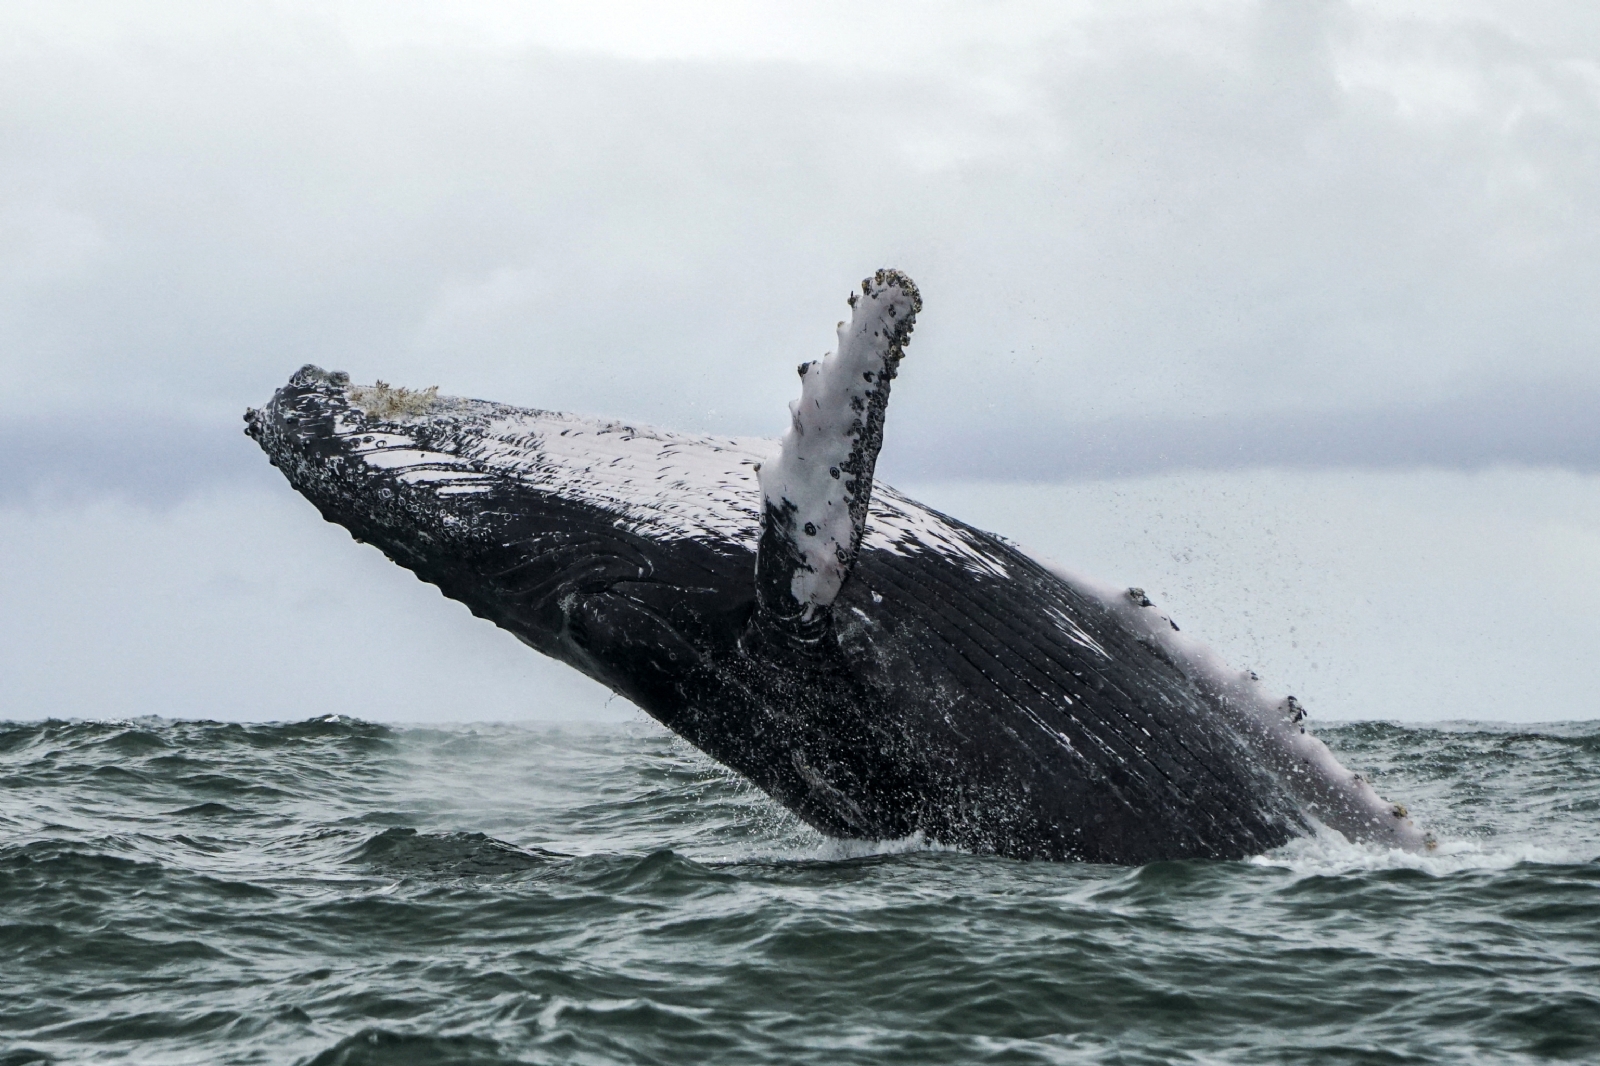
[2,716,1597,1065]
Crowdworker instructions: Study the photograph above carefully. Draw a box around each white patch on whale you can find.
[861,488,1012,581]
[333,386,1026,583]
[1042,604,1111,660]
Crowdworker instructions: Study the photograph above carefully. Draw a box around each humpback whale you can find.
[245,269,1425,864]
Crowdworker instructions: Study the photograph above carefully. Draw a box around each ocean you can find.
[3,715,1596,1065]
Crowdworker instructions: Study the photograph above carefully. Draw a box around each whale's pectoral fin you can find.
[753,269,921,645]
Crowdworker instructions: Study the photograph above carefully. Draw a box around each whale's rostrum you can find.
[244,269,1426,864]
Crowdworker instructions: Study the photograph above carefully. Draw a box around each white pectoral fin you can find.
[754,269,921,638]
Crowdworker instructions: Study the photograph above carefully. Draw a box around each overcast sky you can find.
[3,2,1598,724]
[3,0,1597,493]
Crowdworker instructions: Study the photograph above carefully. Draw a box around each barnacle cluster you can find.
[348,380,440,420]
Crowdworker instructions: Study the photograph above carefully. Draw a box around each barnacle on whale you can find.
[347,380,440,420]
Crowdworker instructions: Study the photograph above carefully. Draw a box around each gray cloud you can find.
[1,2,1596,485]
[884,378,1600,481]
[0,414,264,505]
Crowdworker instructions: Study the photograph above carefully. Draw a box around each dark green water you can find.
[2,717,1597,1065]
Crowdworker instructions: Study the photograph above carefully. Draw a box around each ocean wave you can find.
[0,715,1595,1065]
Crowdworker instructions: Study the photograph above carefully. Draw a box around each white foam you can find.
[692,829,957,867]
[1252,823,1585,877]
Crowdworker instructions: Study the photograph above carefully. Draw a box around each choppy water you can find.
[2,716,1597,1065]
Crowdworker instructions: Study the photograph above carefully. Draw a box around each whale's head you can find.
[245,365,770,708]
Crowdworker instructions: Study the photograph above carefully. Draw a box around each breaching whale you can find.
[245,269,1425,864]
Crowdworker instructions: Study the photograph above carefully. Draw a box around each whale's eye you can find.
[804,522,817,536]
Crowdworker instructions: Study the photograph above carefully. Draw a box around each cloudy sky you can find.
[2,1,1597,722]
[5,0,1598,488]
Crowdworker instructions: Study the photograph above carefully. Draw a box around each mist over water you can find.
[3,715,1597,1065]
